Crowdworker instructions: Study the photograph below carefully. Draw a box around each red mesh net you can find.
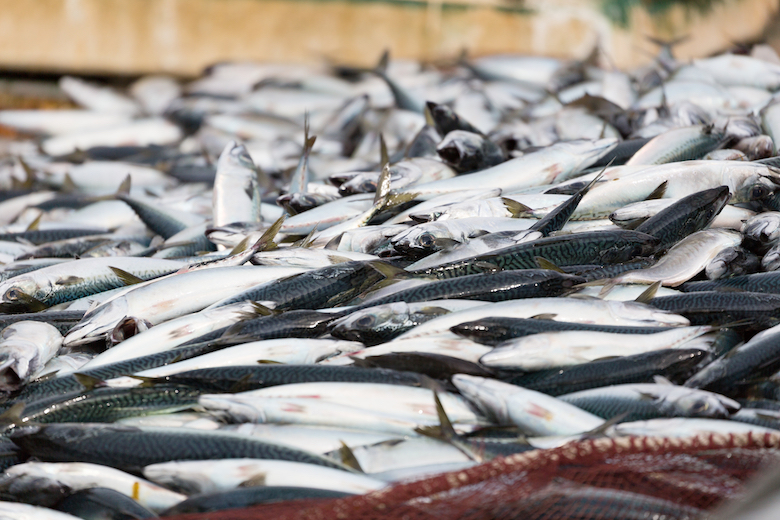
[163,432,780,520]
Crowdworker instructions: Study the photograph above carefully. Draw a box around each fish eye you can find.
[355,315,374,328]
[751,185,769,200]
[4,288,19,301]
[690,399,708,413]
[418,233,436,248]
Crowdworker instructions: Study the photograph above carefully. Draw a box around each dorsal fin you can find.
[116,174,132,196]
[0,402,25,426]
[17,157,36,189]
[535,256,566,273]
[25,213,42,232]
[379,133,389,168]
[61,173,77,194]
[73,373,105,391]
[501,197,531,218]
[238,473,267,488]
[367,260,409,281]
[374,163,393,206]
[635,281,662,303]
[375,50,390,74]
[646,181,668,201]
[338,441,364,472]
[109,266,145,286]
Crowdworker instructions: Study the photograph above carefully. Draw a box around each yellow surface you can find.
[0,0,776,76]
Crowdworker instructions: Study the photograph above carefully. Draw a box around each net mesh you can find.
[164,432,780,520]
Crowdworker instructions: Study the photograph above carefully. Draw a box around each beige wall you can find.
[0,0,776,76]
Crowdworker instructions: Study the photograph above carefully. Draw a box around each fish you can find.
[452,374,605,436]
[0,321,62,392]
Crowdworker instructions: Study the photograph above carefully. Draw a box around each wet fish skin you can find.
[0,461,185,513]
[358,269,584,308]
[412,230,659,279]
[0,322,62,392]
[6,341,221,407]
[452,374,605,436]
[450,317,677,346]
[3,385,202,431]
[207,260,387,311]
[0,227,109,246]
[117,192,205,240]
[742,211,780,246]
[682,271,780,294]
[212,141,261,227]
[436,130,504,172]
[0,501,84,520]
[0,310,84,336]
[151,365,425,393]
[9,424,352,473]
[684,323,780,393]
[427,101,484,136]
[609,228,742,287]
[54,488,158,520]
[648,291,780,330]
[634,185,731,251]
[354,352,496,380]
[479,325,712,371]
[183,308,347,347]
[559,383,739,422]
[625,124,725,166]
[0,257,184,313]
[501,348,708,396]
[705,245,760,279]
[329,301,454,345]
[161,486,352,516]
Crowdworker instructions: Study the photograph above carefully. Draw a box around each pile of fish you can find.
[2,44,780,518]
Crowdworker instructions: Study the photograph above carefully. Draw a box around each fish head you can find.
[736,174,777,203]
[0,277,47,313]
[664,387,741,418]
[451,374,510,424]
[338,172,380,196]
[143,463,211,495]
[0,473,71,507]
[763,246,780,272]
[0,352,22,392]
[219,141,256,175]
[329,302,410,343]
[449,319,508,344]
[742,212,780,244]
[688,186,732,228]
[392,224,453,257]
[63,299,130,348]
[706,246,756,280]
[611,301,690,327]
[436,130,483,169]
[199,395,266,423]
[561,138,618,171]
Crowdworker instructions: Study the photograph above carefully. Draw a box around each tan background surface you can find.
[0,0,777,76]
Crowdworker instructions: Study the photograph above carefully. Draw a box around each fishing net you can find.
[163,432,780,519]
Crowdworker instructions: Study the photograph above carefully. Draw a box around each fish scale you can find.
[208,261,386,310]
[9,424,351,473]
[357,269,583,308]
[413,230,659,278]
